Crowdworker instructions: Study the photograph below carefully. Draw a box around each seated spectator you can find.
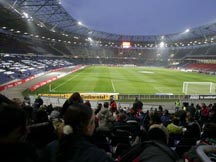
[0,93,15,106]
[98,102,115,131]
[167,117,183,135]
[60,92,83,117]
[149,112,169,142]
[184,112,201,140]
[84,100,91,108]
[50,107,61,120]
[94,103,102,129]
[56,103,115,162]
[27,110,57,150]
[160,109,171,127]
[135,127,179,162]
[184,123,216,162]
[207,108,216,123]
[0,104,38,162]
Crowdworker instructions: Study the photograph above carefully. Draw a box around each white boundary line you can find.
[52,73,81,91]
[111,80,116,92]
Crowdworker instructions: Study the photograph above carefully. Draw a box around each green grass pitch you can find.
[33,66,216,95]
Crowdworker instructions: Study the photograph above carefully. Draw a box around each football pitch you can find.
[34,66,216,95]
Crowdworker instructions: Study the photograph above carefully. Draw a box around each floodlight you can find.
[88,37,93,42]
[184,29,190,33]
[23,12,29,18]
[78,21,83,25]
[159,42,165,48]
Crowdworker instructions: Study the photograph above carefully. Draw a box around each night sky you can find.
[61,0,216,35]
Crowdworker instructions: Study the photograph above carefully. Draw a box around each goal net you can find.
[183,82,215,95]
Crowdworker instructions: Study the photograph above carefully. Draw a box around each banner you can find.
[39,93,119,101]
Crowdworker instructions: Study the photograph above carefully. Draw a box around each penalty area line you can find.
[52,73,81,91]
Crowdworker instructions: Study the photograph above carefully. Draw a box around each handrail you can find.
[196,145,216,162]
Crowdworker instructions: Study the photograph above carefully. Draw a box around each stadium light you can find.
[57,0,61,4]
[88,37,93,42]
[23,12,29,19]
[78,21,83,26]
[184,28,190,33]
[159,41,165,48]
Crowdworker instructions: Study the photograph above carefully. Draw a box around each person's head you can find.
[119,113,127,122]
[164,109,169,115]
[203,123,216,139]
[84,100,91,108]
[150,112,161,125]
[208,109,216,123]
[35,110,48,123]
[68,92,83,104]
[64,103,95,136]
[148,127,168,144]
[0,94,15,106]
[158,105,163,112]
[0,104,27,143]
[103,102,109,108]
[172,117,180,126]
[97,103,102,109]
[110,95,114,101]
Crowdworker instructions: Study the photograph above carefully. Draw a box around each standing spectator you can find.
[200,103,209,125]
[175,99,180,112]
[33,95,43,111]
[187,103,196,119]
[110,95,117,113]
[133,96,143,113]
[84,100,91,108]
[194,104,201,121]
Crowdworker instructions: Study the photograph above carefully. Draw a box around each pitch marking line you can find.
[111,80,116,92]
[52,73,81,91]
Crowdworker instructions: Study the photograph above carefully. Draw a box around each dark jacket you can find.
[138,141,179,162]
[45,135,115,162]
[0,142,39,162]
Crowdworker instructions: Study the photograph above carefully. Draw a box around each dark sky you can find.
[61,0,216,35]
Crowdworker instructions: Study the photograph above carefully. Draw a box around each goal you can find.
[182,82,215,95]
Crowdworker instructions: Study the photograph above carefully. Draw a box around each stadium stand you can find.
[1,0,216,161]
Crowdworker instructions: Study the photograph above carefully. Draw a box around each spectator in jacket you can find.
[184,123,216,162]
[60,92,83,117]
[98,102,115,130]
[0,104,38,162]
[110,95,117,113]
[56,103,115,162]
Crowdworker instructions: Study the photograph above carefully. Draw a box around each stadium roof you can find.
[2,0,216,44]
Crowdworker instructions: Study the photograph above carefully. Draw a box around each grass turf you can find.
[30,66,216,95]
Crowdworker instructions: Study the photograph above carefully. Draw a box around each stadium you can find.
[0,1,216,161]
[1,1,216,107]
